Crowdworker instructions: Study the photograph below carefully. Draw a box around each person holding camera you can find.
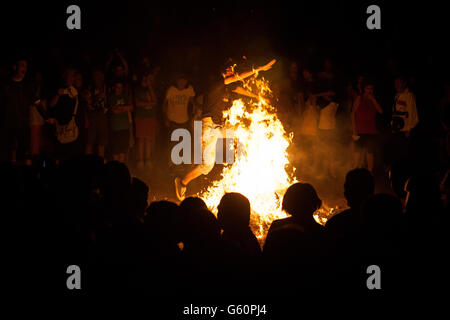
[387,76,419,166]
[392,76,419,137]
[48,67,82,162]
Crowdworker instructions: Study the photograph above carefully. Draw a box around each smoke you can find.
[284,113,353,211]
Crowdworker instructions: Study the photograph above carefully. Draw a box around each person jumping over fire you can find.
[174,58,276,200]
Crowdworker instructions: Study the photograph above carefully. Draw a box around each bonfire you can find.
[198,65,335,243]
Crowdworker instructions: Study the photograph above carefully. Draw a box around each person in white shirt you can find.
[387,76,420,167]
[163,73,196,172]
[393,76,419,137]
[163,74,196,127]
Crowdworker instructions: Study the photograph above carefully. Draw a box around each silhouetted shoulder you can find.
[267,217,296,233]
[325,208,360,235]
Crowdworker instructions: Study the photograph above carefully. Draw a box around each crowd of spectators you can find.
[3,156,446,294]
[1,47,449,294]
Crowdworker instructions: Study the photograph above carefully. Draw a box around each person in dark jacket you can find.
[0,57,36,164]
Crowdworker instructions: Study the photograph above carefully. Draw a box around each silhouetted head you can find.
[282,183,322,224]
[145,200,178,218]
[303,68,313,82]
[144,200,181,242]
[344,169,375,209]
[174,73,188,90]
[388,159,410,200]
[180,197,208,213]
[130,177,149,221]
[74,72,83,89]
[12,58,28,80]
[113,64,125,78]
[323,58,333,73]
[103,161,131,198]
[221,57,235,78]
[186,209,221,243]
[139,73,150,87]
[58,154,105,197]
[217,193,251,231]
[92,69,105,87]
[363,81,375,97]
[220,56,248,79]
[394,76,407,93]
[362,193,403,236]
[112,81,124,95]
[62,67,76,87]
[357,75,366,86]
[405,174,442,219]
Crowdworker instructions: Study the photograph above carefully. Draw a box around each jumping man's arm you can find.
[224,59,276,85]
[232,86,258,99]
[232,86,270,105]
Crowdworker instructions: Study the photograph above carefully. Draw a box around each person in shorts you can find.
[108,80,133,163]
[174,58,277,200]
[163,72,196,171]
[352,81,383,173]
[134,73,158,168]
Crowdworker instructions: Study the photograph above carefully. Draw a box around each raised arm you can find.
[224,59,276,85]
[49,89,66,107]
[116,52,129,77]
[232,86,259,99]
[232,86,271,105]
[371,97,383,114]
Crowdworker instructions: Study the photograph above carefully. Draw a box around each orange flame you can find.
[198,72,299,242]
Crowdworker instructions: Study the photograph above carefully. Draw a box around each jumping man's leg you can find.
[181,166,204,186]
[174,119,221,200]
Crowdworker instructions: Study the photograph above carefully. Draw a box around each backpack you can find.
[55,94,79,144]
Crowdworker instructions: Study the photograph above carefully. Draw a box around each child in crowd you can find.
[86,69,108,158]
[108,80,133,163]
[134,73,158,168]
[48,67,82,161]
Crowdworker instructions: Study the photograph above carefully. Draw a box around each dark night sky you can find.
[1,1,449,81]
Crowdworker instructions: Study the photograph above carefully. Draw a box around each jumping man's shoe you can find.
[174,177,186,201]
